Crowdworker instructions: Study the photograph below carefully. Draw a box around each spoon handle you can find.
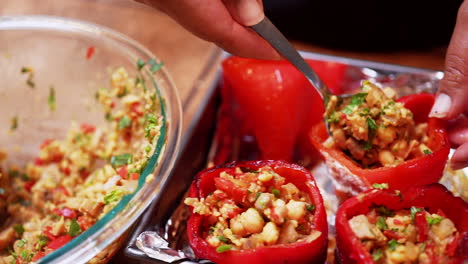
[250,17,330,99]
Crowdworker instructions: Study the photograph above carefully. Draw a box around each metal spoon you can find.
[250,17,351,133]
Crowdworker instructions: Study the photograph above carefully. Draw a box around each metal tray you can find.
[123,51,465,263]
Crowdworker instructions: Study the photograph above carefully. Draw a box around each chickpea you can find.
[286,200,306,221]
[258,222,280,245]
[379,150,395,166]
[377,126,396,146]
[230,208,264,236]
[332,128,347,149]
[254,193,274,210]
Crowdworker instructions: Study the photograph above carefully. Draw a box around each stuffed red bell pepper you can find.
[310,81,450,194]
[184,160,328,264]
[335,183,467,264]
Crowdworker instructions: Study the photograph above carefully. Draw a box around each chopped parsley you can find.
[367,117,378,131]
[148,59,164,73]
[388,239,401,251]
[48,86,56,111]
[136,59,146,71]
[327,111,340,123]
[36,235,49,250]
[255,192,262,200]
[426,216,443,225]
[20,250,33,262]
[103,189,124,204]
[217,236,230,243]
[410,206,423,220]
[216,244,232,253]
[145,145,152,153]
[376,216,388,230]
[110,153,133,168]
[17,239,27,248]
[362,140,373,151]
[13,224,24,236]
[69,219,82,237]
[118,115,132,130]
[271,188,280,198]
[372,248,383,261]
[423,149,432,155]
[306,204,315,212]
[359,108,370,116]
[342,93,368,115]
[372,183,389,189]
[10,116,18,131]
[21,66,35,88]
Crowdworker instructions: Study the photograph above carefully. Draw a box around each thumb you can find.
[223,0,265,26]
[430,0,468,120]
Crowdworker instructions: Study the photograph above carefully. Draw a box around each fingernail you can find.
[237,0,264,26]
[429,93,451,118]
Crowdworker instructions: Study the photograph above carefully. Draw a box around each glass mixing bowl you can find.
[0,15,182,263]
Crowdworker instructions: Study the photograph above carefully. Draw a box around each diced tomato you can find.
[43,226,57,240]
[86,46,95,60]
[24,180,36,192]
[47,235,73,250]
[131,102,144,117]
[415,212,429,242]
[40,139,54,149]
[109,101,115,108]
[31,251,46,262]
[130,172,139,180]
[446,232,459,256]
[34,157,45,166]
[384,230,403,240]
[214,177,248,203]
[53,207,78,219]
[393,219,403,225]
[15,258,23,264]
[117,166,128,179]
[53,186,70,197]
[60,166,71,176]
[77,215,95,230]
[79,169,90,180]
[80,123,96,134]
[425,243,438,264]
[366,210,378,224]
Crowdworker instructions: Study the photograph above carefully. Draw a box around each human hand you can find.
[135,0,280,60]
[429,0,468,170]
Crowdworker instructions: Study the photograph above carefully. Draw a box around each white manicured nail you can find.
[429,93,451,118]
[237,0,264,26]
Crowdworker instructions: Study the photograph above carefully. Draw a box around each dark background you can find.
[265,0,463,51]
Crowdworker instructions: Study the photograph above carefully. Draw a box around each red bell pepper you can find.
[309,93,450,193]
[335,184,468,264]
[219,57,324,162]
[187,160,328,264]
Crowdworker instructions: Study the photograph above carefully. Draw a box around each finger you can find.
[136,0,280,60]
[450,141,468,170]
[429,0,468,119]
[447,115,468,146]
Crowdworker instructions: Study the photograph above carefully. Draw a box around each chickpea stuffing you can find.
[324,81,432,168]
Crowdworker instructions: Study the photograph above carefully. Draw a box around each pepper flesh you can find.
[310,93,450,192]
[335,184,468,264]
[187,160,328,264]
